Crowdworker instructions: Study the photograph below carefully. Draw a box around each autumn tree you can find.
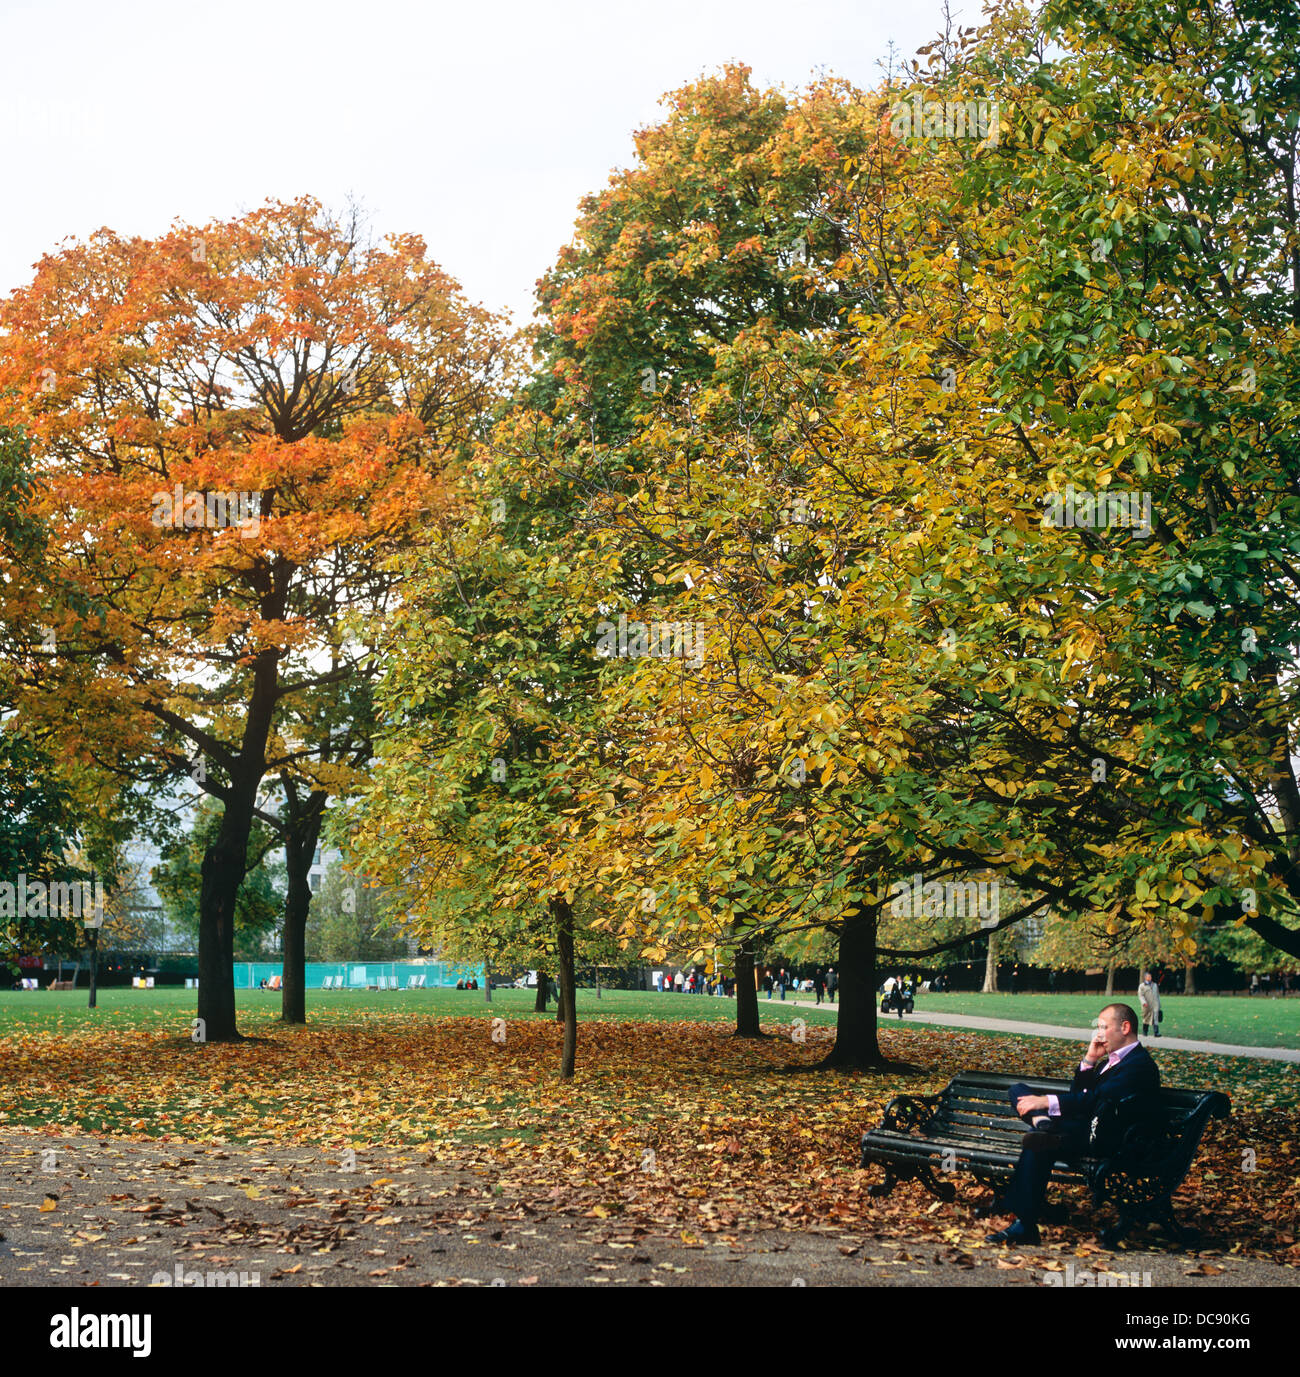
[0,197,507,1039]
[1031,905,1186,996]
[894,0,1300,967]
[346,67,888,1071]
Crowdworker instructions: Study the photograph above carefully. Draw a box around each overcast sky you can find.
[0,0,960,329]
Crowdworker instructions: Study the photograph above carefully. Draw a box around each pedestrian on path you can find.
[1139,970,1162,1037]
[813,969,825,1005]
[827,968,837,1003]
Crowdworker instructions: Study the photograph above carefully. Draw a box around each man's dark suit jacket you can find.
[1054,1042,1161,1134]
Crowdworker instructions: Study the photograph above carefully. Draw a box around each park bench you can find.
[48,980,74,991]
[859,1070,1230,1248]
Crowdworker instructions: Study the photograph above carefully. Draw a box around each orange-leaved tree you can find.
[0,197,508,1040]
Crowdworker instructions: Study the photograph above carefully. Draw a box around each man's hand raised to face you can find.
[1085,1029,1108,1065]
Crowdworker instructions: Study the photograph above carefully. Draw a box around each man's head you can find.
[1142,971,1153,983]
[1097,1003,1140,1051]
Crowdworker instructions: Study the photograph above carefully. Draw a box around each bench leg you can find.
[914,1164,957,1203]
[1099,1216,1133,1249]
[868,1166,899,1199]
[867,1162,956,1203]
[1101,1195,1196,1251]
[1155,1200,1198,1249]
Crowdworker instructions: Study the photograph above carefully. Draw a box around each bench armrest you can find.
[881,1092,943,1133]
[1085,1094,1185,1205]
[1088,1093,1169,1159]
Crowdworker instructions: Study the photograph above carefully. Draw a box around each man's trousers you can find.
[1001,1082,1088,1227]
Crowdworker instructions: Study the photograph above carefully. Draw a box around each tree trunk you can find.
[280,867,310,1024]
[86,929,98,1009]
[1104,960,1115,998]
[484,960,491,1002]
[195,650,280,1043]
[197,794,257,1043]
[552,898,577,1080]
[1184,959,1196,995]
[279,783,328,1027]
[534,969,548,1012]
[981,933,998,993]
[733,928,765,1038]
[818,892,897,1071]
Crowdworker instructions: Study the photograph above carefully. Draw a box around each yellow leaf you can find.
[40,1196,57,1212]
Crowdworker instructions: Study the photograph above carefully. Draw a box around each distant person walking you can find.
[827,968,837,1003]
[813,969,825,1006]
[1138,971,1162,1037]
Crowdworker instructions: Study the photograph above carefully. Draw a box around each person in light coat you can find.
[1138,970,1162,1038]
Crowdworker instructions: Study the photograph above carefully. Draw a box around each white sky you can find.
[0,0,958,329]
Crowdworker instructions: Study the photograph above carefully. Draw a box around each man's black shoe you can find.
[986,1221,1040,1245]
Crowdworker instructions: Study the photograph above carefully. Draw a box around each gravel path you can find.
[1,1129,1291,1287]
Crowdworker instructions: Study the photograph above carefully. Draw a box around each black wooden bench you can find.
[859,1070,1230,1247]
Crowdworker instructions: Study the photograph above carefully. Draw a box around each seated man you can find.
[986,1002,1159,1245]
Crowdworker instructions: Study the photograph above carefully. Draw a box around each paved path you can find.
[785,1000,1300,1063]
[2,1131,1292,1287]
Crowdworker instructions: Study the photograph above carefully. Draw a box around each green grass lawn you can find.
[3,984,1298,1048]
[0,984,841,1037]
[848,990,1300,1048]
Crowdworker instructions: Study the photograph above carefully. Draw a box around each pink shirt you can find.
[1045,1039,1141,1116]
